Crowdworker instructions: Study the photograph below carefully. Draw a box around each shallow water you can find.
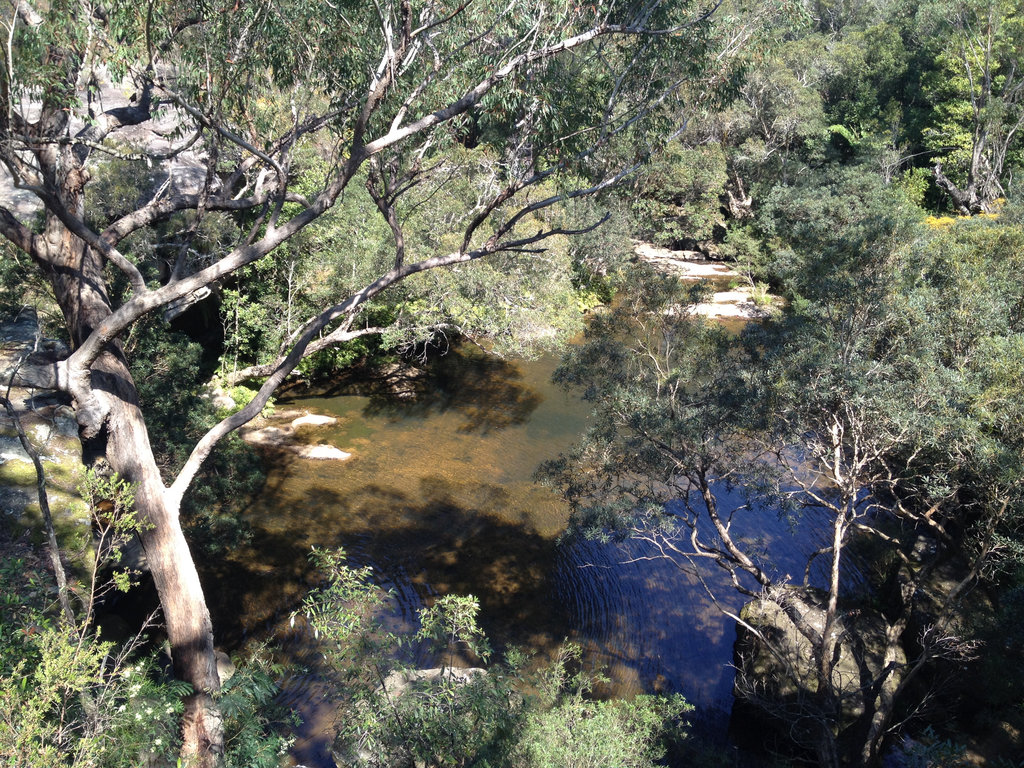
[206,344,854,766]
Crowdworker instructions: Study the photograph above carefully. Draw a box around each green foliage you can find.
[215,152,614,373]
[897,727,972,767]
[895,166,934,208]
[221,288,275,377]
[216,649,295,768]
[0,531,186,768]
[632,143,728,246]
[297,547,519,767]
[917,0,1024,208]
[0,528,293,768]
[512,644,691,768]
[84,158,160,230]
[755,164,922,292]
[295,338,375,382]
[548,171,1024,760]
[77,468,145,598]
[215,384,276,419]
[821,22,910,136]
[126,317,263,554]
[297,548,690,768]
[0,632,185,768]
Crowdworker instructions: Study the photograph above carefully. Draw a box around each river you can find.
[197,329,854,766]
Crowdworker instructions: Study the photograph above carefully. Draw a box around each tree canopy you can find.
[0,0,749,763]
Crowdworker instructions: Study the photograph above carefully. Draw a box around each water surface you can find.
[208,343,846,764]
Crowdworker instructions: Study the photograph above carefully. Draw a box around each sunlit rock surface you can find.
[633,241,779,319]
[241,410,349,460]
[0,310,90,556]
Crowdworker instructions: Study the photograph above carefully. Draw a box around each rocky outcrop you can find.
[735,587,905,732]
[0,310,90,557]
[632,242,777,320]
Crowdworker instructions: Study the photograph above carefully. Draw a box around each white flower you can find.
[154,738,162,747]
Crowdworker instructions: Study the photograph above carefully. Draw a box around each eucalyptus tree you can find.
[0,0,744,762]
[546,177,1024,766]
[923,0,1024,213]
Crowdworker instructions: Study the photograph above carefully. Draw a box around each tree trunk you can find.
[43,163,223,766]
[100,356,224,765]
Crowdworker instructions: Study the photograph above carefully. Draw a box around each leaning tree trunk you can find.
[42,163,224,766]
[99,356,224,764]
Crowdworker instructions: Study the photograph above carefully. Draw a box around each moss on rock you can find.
[1,312,91,568]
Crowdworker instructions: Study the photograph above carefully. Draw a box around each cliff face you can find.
[0,309,90,558]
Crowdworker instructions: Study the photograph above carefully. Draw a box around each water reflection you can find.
[210,343,850,764]
[290,349,544,434]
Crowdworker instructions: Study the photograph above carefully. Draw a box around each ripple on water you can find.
[205,345,865,764]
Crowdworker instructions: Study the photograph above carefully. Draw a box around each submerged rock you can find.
[295,444,351,461]
[241,410,350,461]
[291,414,337,429]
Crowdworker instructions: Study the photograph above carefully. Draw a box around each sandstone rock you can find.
[296,444,351,461]
[0,311,91,561]
[735,587,905,732]
[241,411,351,461]
[215,650,236,684]
[291,414,338,429]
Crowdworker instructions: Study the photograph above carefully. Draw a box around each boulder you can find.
[734,587,905,732]
[0,311,91,561]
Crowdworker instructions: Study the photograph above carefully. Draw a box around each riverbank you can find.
[633,242,779,320]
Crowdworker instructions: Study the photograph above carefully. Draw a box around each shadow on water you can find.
[211,343,860,766]
[206,474,569,657]
[204,473,578,768]
[287,347,543,434]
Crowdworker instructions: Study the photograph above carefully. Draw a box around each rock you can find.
[118,533,149,573]
[240,411,351,461]
[734,587,905,732]
[677,249,707,261]
[0,312,91,563]
[215,650,236,684]
[291,414,338,429]
[381,666,487,698]
[296,444,351,461]
[241,425,291,446]
[206,387,237,411]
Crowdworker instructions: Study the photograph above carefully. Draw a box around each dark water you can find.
[206,345,850,765]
